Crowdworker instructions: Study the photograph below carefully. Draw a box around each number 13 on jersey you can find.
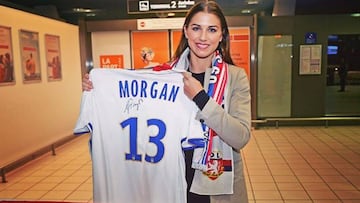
[121,117,166,163]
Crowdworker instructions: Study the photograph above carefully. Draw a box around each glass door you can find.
[257,35,293,118]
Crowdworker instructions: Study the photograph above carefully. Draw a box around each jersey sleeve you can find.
[73,91,93,135]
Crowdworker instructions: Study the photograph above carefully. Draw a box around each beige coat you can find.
[196,64,251,203]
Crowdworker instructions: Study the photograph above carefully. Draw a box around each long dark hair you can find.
[173,1,234,65]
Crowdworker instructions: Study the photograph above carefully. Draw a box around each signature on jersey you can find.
[124,98,143,114]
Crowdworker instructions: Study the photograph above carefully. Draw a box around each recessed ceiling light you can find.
[167,12,175,17]
[247,0,259,5]
[241,10,252,14]
[73,8,93,13]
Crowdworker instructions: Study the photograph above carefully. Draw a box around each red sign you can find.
[229,28,250,78]
[99,55,124,68]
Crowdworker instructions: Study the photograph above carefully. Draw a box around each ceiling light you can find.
[247,0,259,5]
[167,12,175,17]
[241,10,251,14]
[73,8,93,13]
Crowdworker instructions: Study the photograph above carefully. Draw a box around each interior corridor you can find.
[0,126,359,202]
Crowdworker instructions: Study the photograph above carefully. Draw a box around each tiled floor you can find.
[0,126,359,202]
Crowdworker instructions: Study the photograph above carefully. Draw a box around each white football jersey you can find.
[74,68,204,203]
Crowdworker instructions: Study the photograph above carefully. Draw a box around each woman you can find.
[170,2,251,203]
[82,1,251,202]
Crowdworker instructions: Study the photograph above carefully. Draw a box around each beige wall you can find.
[0,6,82,167]
[91,31,132,68]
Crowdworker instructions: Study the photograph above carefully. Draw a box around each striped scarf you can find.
[195,50,228,171]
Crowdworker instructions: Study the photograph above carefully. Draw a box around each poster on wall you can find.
[229,27,250,78]
[299,44,322,75]
[131,31,169,69]
[19,29,41,83]
[170,30,182,57]
[99,54,124,68]
[45,34,62,81]
[0,25,15,85]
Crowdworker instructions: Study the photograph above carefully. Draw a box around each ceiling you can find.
[1,0,359,24]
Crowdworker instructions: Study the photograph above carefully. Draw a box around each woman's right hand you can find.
[82,73,93,91]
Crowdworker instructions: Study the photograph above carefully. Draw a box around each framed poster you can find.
[0,25,15,85]
[45,34,62,81]
[131,31,169,69]
[19,29,41,83]
[299,44,322,75]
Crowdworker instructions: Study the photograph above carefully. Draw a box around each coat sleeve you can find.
[197,66,251,151]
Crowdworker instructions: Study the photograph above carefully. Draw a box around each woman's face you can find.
[184,12,223,60]
[145,52,154,61]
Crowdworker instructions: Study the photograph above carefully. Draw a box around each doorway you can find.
[326,34,360,116]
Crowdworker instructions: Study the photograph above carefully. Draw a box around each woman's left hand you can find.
[182,72,203,99]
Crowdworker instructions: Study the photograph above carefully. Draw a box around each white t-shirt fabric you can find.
[74,68,204,203]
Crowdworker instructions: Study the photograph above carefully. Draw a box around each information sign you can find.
[128,0,199,14]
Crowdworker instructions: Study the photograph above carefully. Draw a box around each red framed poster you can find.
[19,29,41,83]
[0,25,15,85]
[45,34,62,81]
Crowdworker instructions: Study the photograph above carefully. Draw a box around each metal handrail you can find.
[252,116,360,128]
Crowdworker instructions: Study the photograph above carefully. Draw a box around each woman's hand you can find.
[182,72,203,99]
[82,73,93,91]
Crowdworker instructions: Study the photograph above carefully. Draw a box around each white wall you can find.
[91,31,132,69]
[0,6,82,167]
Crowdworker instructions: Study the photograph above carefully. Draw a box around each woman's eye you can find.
[209,28,218,33]
[191,26,200,31]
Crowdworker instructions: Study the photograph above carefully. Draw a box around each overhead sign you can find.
[137,17,185,30]
[128,0,199,14]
